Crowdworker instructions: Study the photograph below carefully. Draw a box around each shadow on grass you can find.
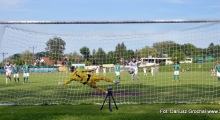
[0,82,220,105]
[0,104,219,120]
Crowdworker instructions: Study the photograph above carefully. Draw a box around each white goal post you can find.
[0,20,220,105]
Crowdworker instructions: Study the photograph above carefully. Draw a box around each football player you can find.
[59,66,120,93]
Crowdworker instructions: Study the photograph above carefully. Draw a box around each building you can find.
[140,57,193,66]
[39,57,62,66]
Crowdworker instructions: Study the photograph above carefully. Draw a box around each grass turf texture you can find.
[0,62,220,119]
[0,104,220,120]
[159,62,218,72]
[0,62,220,105]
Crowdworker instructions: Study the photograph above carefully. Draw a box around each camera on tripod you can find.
[107,86,112,91]
[100,86,118,112]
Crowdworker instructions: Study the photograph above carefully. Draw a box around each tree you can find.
[91,49,97,64]
[207,43,214,56]
[72,51,81,59]
[92,49,96,56]
[95,47,106,65]
[114,42,127,61]
[123,49,135,60]
[171,50,186,62]
[105,51,116,64]
[35,51,49,60]
[153,41,180,57]
[40,61,46,66]
[85,60,92,66]
[45,36,66,64]
[139,46,157,58]
[3,53,21,64]
[13,58,25,66]
[20,50,34,64]
[13,53,21,59]
[134,49,141,59]
[80,46,90,60]
[65,51,82,64]
[202,48,208,57]
[213,45,220,58]
[208,43,215,49]
[180,43,197,57]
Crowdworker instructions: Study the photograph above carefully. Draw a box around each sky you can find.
[0,0,220,21]
[0,0,220,61]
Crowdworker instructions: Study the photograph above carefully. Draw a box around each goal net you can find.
[0,20,220,105]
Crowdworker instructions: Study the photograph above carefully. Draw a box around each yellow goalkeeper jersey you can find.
[63,69,93,84]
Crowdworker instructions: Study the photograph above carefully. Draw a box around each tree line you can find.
[1,36,220,66]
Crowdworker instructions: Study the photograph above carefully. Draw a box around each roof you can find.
[41,57,62,66]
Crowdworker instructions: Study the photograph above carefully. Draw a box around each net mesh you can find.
[0,21,220,105]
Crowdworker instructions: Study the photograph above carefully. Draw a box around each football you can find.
[128,68,135,74]
[58,82,62,85]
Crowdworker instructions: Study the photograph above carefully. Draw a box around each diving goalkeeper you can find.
[59,66,120,93]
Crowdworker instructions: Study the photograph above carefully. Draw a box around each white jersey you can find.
[128,61,140,70]
[143,68,147,72]
[103,68,106,73]
[151,67,154,72]
[4,64,13,73]
[96,67,99,73]
[211,69,215,73]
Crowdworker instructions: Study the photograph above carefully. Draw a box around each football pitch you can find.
[0,67,220,119]
[0,69,220,105]
[1,104,220,120]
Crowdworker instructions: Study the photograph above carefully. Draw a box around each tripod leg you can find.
[109,94,112,112]
[100,94,108,110]
[111,95,118,110]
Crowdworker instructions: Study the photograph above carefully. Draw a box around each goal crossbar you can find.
[0,20,220,24]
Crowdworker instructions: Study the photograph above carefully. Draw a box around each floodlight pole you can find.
[30,46,37,65]
[0,52,8,62]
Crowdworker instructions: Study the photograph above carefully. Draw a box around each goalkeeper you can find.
[59,66,120,93]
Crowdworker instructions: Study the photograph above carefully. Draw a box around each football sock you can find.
[174,75,176,80]
[6,78,8,84]
[177,75,179,80]
[17,78,19,82]
[131,75,134,83]
[26,77,28,83]
[117,76,120,81]
[14,78,16,82]
[136,76,140,81]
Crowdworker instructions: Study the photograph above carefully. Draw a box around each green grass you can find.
[159,62,217,72]
[0,66,220,105]
[1,104,220,120]
[1,62,220,119]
